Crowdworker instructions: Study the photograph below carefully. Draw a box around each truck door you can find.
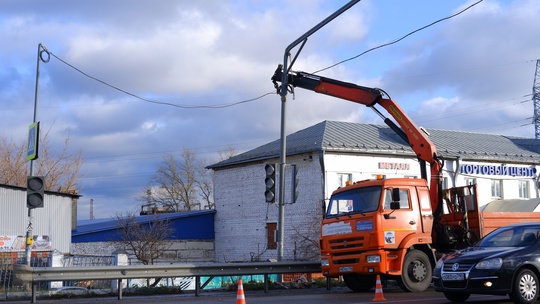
[382,187,420,248]
[416,186,433,234]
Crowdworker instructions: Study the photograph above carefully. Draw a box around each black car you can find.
[433,222,540,304]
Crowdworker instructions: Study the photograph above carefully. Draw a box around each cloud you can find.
[1,0,537,219]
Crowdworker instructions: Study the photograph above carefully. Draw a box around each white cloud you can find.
[1,0,537,218]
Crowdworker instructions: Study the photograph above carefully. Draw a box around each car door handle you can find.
[409,221,416,225]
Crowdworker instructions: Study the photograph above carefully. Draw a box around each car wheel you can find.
[443,291,470,302]
[396,249,432,292]
[343,274,375,292]
[510,269,538,304]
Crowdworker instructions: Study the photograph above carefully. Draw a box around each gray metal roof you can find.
[208,120,540,169]
[482,199,540,212]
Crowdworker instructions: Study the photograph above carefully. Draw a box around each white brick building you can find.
[208,120,540,262]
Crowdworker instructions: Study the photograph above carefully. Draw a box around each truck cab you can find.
[321,176,435,292]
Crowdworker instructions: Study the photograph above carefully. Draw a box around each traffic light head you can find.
[27,176,45,209]
[264,164,276,203]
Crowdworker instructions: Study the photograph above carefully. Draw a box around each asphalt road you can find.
[3,286,518,304]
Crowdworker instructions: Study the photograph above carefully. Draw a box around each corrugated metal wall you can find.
[0,186,74,254]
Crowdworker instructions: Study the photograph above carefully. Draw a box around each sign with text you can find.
[378,162,410,170]
[26,121,39,161]
[460,163,537,177]
[0,235,51,252]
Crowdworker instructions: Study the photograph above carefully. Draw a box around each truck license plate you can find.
[339,266,353,272]
[442,273,465,281]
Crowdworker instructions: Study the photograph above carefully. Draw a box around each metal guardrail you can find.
[14,261,322,302]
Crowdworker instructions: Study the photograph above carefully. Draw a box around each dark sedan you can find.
[433,222,540,304]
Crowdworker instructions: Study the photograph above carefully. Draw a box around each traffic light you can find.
[27,176,45,209]
[291,164,299,204]
[264,164,276,203]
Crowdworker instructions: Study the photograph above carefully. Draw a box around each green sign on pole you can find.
[26,122,39,162]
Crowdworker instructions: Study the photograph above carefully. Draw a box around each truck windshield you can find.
[326,186,382,218]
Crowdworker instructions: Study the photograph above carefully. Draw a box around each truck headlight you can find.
[321,259,329,267]
[367,255,381,263]
[475,258,502,270]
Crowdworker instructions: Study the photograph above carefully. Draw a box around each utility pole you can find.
[532,60,540,139]
[275,0,360,261]
[90,199,95,220]
[25,43,49,267]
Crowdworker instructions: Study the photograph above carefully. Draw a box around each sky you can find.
[1,0,539,220]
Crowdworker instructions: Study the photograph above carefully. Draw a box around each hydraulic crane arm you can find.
[271,65,443,214]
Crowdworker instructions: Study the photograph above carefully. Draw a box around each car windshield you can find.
[478,226,540,247]
[326,186,381,218]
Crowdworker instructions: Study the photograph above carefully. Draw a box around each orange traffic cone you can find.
[372,275,386,302]
[236,279,246,304]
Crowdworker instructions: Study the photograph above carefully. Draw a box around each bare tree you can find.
[217,146,238,161]
[140,146,239,213]
[0,136,27,187]
[152,149,197,211]
[146,148,213,211]
[195,159,214,210]
[114,211,174,265]
[0,128,84,194]
[290,213,322,261]
[197,146,238,210]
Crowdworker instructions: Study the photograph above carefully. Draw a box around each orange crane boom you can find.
[271,65,443,213]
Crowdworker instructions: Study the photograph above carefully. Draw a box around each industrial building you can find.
[0,184,79,256]
[71,210,216,263]
[208,120,540,262]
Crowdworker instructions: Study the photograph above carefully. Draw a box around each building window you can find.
[519,180,530,199]
[491,180,502,199]
[266,222,277,249]
[465,178,476,186]
[337,173,352,187]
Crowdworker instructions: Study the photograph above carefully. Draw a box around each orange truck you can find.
[271,66,540,292]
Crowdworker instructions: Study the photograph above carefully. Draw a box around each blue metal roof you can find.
[72,210,215,243]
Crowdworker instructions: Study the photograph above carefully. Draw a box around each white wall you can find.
[323,153,422,200]
[0,186,74,254]
[213,152,539,262]
[71,240,215,262]
[213,153,323,262]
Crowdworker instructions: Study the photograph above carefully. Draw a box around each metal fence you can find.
[61,255,115,289]
[1,253,116,299]
[1,256,50,299]
[14,260,322,301]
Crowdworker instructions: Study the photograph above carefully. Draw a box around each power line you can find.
[44,1,482,111]
[48,51,275,109]
[412,94,533,123]
[311,0,484,74]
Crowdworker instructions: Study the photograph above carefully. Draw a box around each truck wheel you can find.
[396,249,432,292]
[509,269,538,304]
[443,291,470,302]
[343,274,375,292]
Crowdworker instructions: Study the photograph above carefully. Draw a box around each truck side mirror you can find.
[392,188,401,202]
[390,201,401,210]
[385,188,401,219]
[390,188,401,210]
